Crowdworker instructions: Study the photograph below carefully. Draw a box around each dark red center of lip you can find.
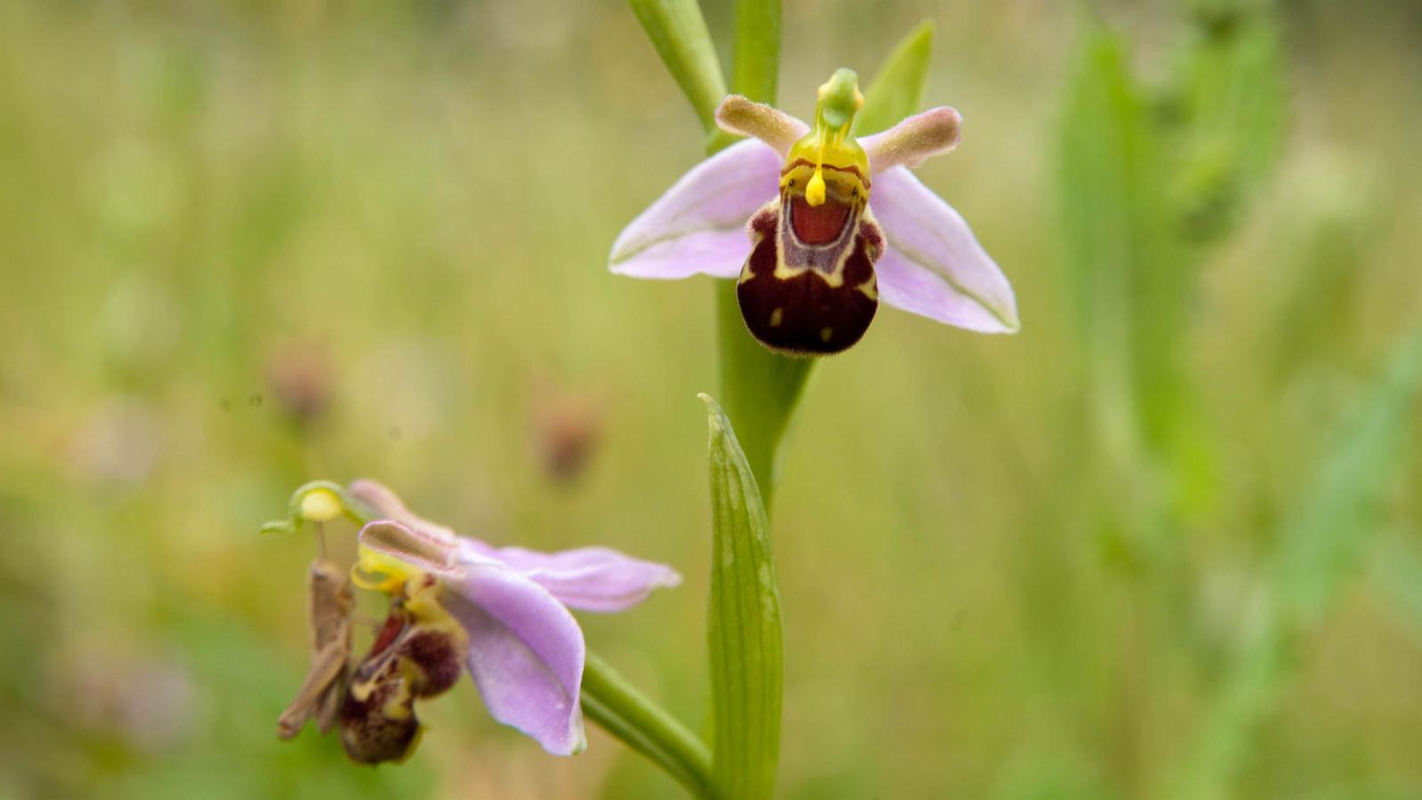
[368,608,406,658]
[790,196,850,244]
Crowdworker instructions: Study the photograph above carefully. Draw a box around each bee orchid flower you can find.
[339,479,682,760]
[610,68,1019,355]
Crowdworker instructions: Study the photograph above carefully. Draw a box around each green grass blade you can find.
[701,394,784,800]
[1058,29,1185,459]
[629,0,728,132]
[1167,330,1422,800]
[1369,534,1422,637]
[1169,5,1287,245]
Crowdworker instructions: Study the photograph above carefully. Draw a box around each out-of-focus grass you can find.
[0,1,1420,798]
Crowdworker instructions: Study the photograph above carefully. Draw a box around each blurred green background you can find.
[2,0,1421,797]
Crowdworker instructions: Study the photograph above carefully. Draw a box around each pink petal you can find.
[347,479,458,545]
[609,138,781,280]
[444,564,588,756]
[462,542,681,613]
[358,520,463,579]
[860,107,962,171]
[714,96,810,155]
[870,167,1019,333]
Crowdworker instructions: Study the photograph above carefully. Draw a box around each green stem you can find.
[731,0,780,109]
[710,4,813,510]
[714,283,815,508]
[581,652,714,796]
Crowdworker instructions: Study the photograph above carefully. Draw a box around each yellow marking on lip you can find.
[806,169,827,206]
[781,69,870,212]
[820,327,834,343]
[773,262,846,287]
[770,308,784,327]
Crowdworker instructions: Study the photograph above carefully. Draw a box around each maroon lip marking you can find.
[790,197,850,245]
[736,207,885,356]
[367,606,406,658]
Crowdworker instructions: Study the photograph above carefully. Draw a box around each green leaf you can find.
[1270,341,1422,623]
[1168,5,1286,244]
[1058,29,1185,462]
[701,394,784,800]
[1166,330,1422,800]
[628,0,728,133]
[1369,534,1422,638]
[855,20,935,136]
[731,0,780,105]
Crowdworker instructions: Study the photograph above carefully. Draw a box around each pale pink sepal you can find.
[860,107,962,171]
[609,138,781,280]
[443,564,589,756]
[714,96,810,155]
[870,167,1019,333]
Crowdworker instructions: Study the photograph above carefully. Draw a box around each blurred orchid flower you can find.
[344,479,681,758]
[610,68,1019,355]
